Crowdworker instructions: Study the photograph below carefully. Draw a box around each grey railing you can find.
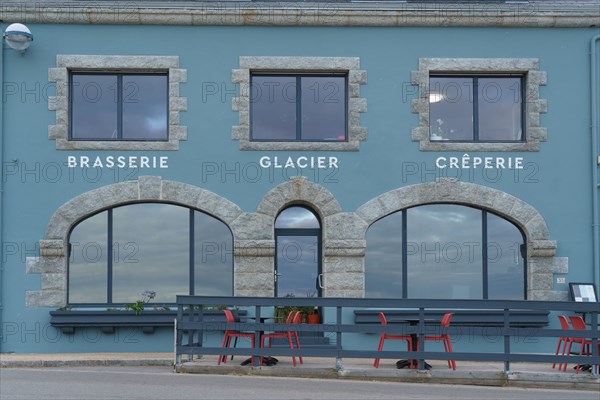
[175,296,599,374]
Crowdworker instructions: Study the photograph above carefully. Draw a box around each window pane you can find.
[122,75,168,140]
[112,204,189,303]
[275,206,320,229]
[194,212,233,296]
[478,77,522,141]
[276,235,319,297]
[68,212,108,303]
[487,213,525,299]
[251,75,297,140]
[300,76,346,140]
[71,74,118,139]
[429,77,474,141]
[365,212,403,298]
[407,205,482,299]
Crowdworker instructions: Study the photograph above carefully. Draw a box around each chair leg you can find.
[218,333,230,365]
[231,337,238,361]
[374,334,385,368]
[293,332,303,364]
[562,341,574,371]
[287,333,297,367]
[552,338,566,369]
[444,337,456,370]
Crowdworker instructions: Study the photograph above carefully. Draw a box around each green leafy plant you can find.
[124,289,156,315]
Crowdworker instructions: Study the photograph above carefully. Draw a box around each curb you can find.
[0,359,173,368]
[174,363,600,391]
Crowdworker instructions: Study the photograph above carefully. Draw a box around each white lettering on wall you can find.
[67,155,168,169]
[436,155,524,169]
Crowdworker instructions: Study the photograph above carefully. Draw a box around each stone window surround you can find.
[26,176,566,308]
[411,58,547,152]
[231,56,368,151]
[48,55,188,150]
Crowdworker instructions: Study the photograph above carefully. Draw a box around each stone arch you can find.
[356,179,567,300]
[256,176,342,227]
[26,176,243,307]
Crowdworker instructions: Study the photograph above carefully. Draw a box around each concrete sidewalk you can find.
[1,352,599,391]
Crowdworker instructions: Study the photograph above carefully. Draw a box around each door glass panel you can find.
[276,235,318,297]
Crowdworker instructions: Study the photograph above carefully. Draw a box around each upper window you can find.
[232,56,367,151]
[411,58,547,152]
[70,73,168,141]
[429,75,523,142]
[48,55,187,150]
[250,74,347,142]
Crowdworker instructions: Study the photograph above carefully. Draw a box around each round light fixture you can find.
[3,23,33,52]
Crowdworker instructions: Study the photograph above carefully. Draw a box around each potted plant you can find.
[305,306,320,324]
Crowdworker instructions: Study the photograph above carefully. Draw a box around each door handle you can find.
[274,271,282,282]
[317,273,324,289]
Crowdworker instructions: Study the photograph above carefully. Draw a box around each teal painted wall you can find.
[0,23,598,352]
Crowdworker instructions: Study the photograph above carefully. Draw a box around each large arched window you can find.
[365,204,526,300]
[67,203,233,305]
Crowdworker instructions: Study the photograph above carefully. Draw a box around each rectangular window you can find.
[429,76,523,142]
[70,73,168,141]
[250,74,347,142]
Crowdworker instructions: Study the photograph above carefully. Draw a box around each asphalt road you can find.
[1,366,598,400]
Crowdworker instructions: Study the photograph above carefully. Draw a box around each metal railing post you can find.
[336,306,343,370]
[503,307,510,373]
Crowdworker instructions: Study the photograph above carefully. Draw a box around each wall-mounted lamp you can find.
[3,23,33,53]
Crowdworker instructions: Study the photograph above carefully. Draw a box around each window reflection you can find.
[67,203,233,305]
[365,204,525,300]
[250,74,347,141]
[407,205,482,299]
[112,204,189,303]
[487,213,525,299]
[195,212,233,296]
[365,212,403,298]
[275,206,320,229]
[429,76,523,142]
[68,211,108,303]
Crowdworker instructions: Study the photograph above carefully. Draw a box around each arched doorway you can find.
[274,206,322,298]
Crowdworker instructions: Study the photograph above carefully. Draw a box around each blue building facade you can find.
[0,0,599,353]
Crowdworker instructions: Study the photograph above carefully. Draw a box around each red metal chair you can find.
[374,311,414,368]
[565,315,592,373]
[218,309,255,365]
[260,310,300,367]
[423,312,456,370]
[552,315,571,370]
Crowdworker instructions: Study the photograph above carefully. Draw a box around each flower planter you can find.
[306,313,320,324]
[49,309,245,334]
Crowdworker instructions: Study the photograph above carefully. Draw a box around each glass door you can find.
[274,207,322,298]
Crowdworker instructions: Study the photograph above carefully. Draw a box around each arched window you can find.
[274,206,322,298]
[67,203,233,305]
[365,204,526,300]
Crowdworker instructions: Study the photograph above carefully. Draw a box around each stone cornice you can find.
[1,1,598,28]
